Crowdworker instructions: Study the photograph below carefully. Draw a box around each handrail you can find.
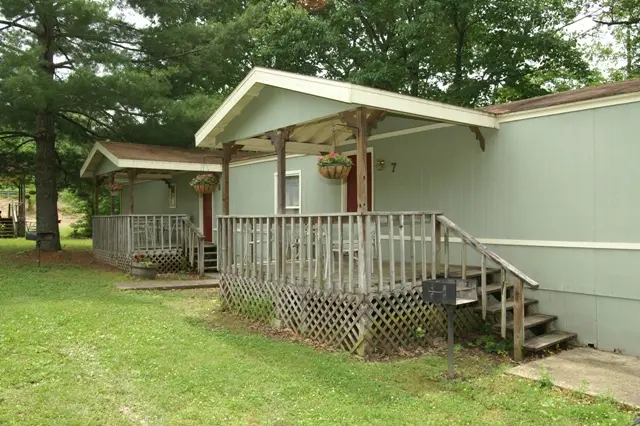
[436,215,539,289]
[181,217,205,276]
[218,211,443,219]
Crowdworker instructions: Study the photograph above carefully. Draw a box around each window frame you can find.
[273,170,302,214]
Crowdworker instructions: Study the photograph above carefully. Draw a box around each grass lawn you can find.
[0,238,632,425]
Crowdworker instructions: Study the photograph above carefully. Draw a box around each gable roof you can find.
[484,79,640,115]
[195,67,499,149]
[79,141,263,178]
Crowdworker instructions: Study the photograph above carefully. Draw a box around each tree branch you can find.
[0,18,40,36]
[57,113,104,139]
[594,17,640,25]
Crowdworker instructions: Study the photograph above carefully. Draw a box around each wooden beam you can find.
[127,169,137,214]
[239,138,328,155]
[267,129,292,214]
[470,126,485,152]
[221,142,242,215]
[356,108,368,212]
[93,175,102,216]
[109,172,116,215]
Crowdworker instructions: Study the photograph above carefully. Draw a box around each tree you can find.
[0,0,172,250]
[591,0,640,79]
[313,0,596,106]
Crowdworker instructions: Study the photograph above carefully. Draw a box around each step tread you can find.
[447,267,501,280]
[524,331,577,351]
[481,282,514,295]
[493,314,557,332]
[474,298,538,314]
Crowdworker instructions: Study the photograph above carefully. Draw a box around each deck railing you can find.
[93,215,189,253]
[219,211,541,361]
[435,215,539,361]
[182,217,205,275]
[218,212,440,294]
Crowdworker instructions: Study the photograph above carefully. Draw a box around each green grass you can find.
[0,239,632,425]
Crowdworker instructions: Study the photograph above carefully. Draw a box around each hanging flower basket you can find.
[105,181,124,196]
[190,173,219,194]
[317,152,353,180]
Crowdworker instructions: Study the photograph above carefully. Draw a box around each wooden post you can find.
[93,175,101,217]
[127,169,137,214]
[356,108,368,213]
[221,142,235,216]
[513,279,525,361]
[109,172,116,215]
[267,130,288,215]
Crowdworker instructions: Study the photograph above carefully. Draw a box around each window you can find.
[169,184,177,209]
[274,171,301,214]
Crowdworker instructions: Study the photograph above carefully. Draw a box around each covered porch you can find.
[196,68,540,359]
[80,141,225,275]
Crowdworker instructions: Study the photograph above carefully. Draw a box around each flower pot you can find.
[318,164,351,180]
[193,184,214,194]
[130,263,158,280]
[110,190,120,196]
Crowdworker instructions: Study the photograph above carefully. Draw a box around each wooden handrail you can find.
[436,215,539,289]
[181,217,205,276]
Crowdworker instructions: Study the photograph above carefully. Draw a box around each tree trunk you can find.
[35,112,61,251]
[35,10,61,251]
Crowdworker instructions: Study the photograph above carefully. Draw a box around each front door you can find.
[346,153,373,212]
[203,193,213,242]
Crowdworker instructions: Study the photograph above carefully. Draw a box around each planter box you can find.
[131,263,158,280]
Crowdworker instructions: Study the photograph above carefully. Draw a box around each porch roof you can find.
[79,141,266,178]
[195,67,500,154]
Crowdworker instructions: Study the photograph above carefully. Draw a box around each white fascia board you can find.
[350,86,499,129]
[80,142,122,178]
[497,91,640,123]
[79,143,101,178]
[117,159,222,173]
[195,67,500,148]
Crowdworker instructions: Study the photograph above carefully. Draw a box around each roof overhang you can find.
[79,142,222,178]
[195,67,499,153]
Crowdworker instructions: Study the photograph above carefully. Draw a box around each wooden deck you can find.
[115,279,219,291]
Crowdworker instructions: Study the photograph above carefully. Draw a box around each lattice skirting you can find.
[93,249,189,274]
[220,273,482,358]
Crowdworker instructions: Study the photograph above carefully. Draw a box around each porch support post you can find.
[127,169,137,214]
[222,142,243,216]
[356,108,368,213]
[270,131,287,215]
[93,175,102,217]
[109,172,116,215]
[267,128,291,329]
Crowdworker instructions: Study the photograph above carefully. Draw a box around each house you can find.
[83,68,640,359]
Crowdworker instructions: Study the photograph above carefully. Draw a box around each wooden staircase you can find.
[435,215,578,360]
[196,244,218,274]
[452,268,577,353]
[0,218,15,238]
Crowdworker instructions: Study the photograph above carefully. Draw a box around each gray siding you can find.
[228,155,342,215]
[224,101,640,356]
[121,172,201,224]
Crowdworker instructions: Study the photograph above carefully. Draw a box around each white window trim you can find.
[340,147,374,213]
[169,183,177,209]
[273,169,302,214]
